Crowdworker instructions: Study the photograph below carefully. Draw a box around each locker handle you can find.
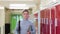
[55,18,57,27]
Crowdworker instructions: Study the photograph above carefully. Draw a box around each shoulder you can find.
[20,19,23,22]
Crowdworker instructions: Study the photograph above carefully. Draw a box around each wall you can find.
[5,9,23,23]
[5,9,11,24]
[0,7,5,34]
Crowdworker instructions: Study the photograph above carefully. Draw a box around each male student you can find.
[15,10,36,34]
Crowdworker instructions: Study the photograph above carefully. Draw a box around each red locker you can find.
[40,8,51,34]
[42,10,45,34]
[40,4,60,34]
[43,9,46,34]
[44,9,47,34]
[40,11,43,34]
[45,9,48,34]
[43,9,49,34]
[45,9,47,34]
[48,8,50,34]
[56,4,60,34]
[40,10,44,34]
[46,9,50,34]
[51,7,56,34]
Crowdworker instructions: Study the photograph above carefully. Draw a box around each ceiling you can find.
[0,0,40,14]
[40,0,58,10]
[0,0,35,1]
[0,0,40,7]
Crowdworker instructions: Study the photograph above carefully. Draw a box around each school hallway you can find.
[0,0,60,34]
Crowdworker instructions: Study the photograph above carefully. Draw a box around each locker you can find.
[40,4,60,34]
[45,9,48,34]
[42,9,48,34]
[42,9,50,34]
[40,10,45,34]
[45,9,49,34]
[40,10,44,34]
[43,10,46,34]
[47,9,50,34]
[56,4,60,34]
[40,18,42,34]
[40,9,51,34]
[40,11,42,34]
[51,7,56,34]
[43,9,48,34]
[42,9,46,34]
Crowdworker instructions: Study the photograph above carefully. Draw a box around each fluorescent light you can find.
[9,6,29,9]
[10,4,26,7]
[53,0,57,2]
[9,4,29,9]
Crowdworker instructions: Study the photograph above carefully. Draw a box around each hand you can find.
[27,31,31,34]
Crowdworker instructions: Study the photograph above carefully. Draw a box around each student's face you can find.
[22,12,29,19]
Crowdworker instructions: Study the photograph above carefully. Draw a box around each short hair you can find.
[22,9,29,13]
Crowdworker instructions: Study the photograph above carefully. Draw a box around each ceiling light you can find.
[10,4,26,7]
[9,4,29,9]
[53,0,57,2]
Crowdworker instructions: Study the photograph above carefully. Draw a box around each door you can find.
[56,4,60,34]
[10,14,23,33]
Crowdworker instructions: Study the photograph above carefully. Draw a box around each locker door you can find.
[51,7,56,34]
[40,10,44,34]
[42,10,45,34]
[56,4,60,34]
[48,9,50,34]
[43,9,46,34]
[40,11,42,34]
[46,9,49,34]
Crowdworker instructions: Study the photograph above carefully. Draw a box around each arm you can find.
[30,23,36,34]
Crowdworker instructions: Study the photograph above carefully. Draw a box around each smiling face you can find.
[22,10,29,20]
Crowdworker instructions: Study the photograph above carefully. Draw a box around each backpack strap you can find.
[17,21,20,34]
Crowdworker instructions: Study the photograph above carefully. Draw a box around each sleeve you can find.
[13,22,19,34]
[30,23,36,34]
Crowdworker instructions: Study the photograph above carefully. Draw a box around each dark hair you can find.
[22,9,29,13]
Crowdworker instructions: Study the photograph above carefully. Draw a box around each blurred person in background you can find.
[15,10,36,34]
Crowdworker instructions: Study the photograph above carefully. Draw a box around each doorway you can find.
[10,14,23,33]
